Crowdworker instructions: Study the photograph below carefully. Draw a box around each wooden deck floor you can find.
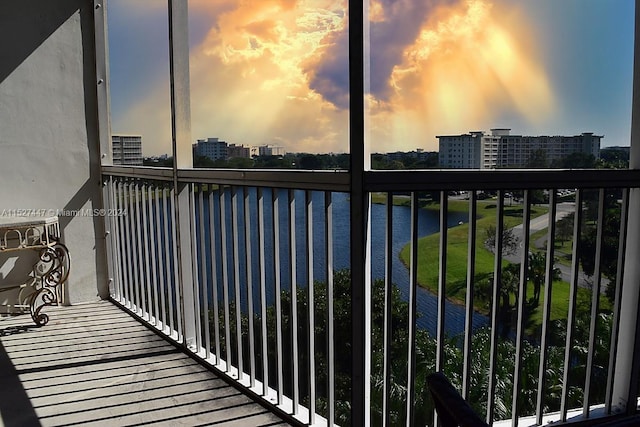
[0,301,291,427]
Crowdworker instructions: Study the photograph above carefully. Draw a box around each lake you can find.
[194,188,489,337]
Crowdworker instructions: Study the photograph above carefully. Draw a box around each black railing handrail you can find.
[102,165,640,192]
[364,168,640,191]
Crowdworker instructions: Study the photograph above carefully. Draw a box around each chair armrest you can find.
[426,372,488,427]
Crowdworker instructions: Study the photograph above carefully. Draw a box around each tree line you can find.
[144,152,441,170]
[144,147,628,170]
[212,268,614,425]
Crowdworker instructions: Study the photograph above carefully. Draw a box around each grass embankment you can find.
[397,199,536,304]
[391,198,609,335]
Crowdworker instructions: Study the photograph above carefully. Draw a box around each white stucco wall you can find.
[0,1,108,307]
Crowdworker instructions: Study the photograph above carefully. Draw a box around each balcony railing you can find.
[101,165,640,426]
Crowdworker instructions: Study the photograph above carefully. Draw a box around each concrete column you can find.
[94,0,112,166]
[168,0,196,348]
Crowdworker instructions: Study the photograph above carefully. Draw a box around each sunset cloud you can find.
[112,0,556,155]
[367,0,556,148]
[187,0,349,153]
[388,0,554,123]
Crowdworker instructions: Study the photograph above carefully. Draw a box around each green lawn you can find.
[395,200,613,334]
[523,279,611,336]
[377,195,612,336]
[399,201,545,306]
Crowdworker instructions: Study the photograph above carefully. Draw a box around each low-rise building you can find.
[193,137,228,161]
[250,145,286,157]
[227,143,251,159]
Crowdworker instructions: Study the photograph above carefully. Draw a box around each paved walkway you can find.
[503,202,596,288]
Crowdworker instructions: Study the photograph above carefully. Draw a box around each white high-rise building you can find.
[436,131,484,168]
[112,135,143,166]
[438,129,602,169]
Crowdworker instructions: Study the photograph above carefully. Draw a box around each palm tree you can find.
[483,263,521,336]
[528,252,561,306]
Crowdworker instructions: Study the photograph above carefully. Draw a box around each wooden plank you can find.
[0,301,290,427]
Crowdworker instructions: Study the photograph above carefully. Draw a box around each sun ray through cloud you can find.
[110,0,601,155]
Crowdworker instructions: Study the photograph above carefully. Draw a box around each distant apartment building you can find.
[112,134,143,166]
[436,132,484,168]
[438,129,601,169]
[227,144,251,159]
[250,145,286,157]
[193,137,228,161]
[271,146,286,156]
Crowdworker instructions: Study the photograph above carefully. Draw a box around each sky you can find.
[107,0,635,156]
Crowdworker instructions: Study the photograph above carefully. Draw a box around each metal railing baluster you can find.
[163,185,175,336]
[325,191,335,426]
[605,189,629,412]
[170,185,182,342]
[209,186,222,365]
[487,190,505,424]
[289,189,300,414]
[198,186,210,359]
[111,178,124,302]
[536,190,558,424]
[462,190,477,401]
[232,187,243,379]
[219,186,232,372]
[123,182,134,310]
[146,184,158,324]
[142,183,153,321]
[190,185,202,352]
[272,189,284,404]
[383,192,393,427]
[150,185,160,327]
[244,187,256,386]
[306,190,316,425]
[406,191,418,427]
[512,189,532,425]
[258,188,269,395]
[583,189,607,417]
[153,184,165,333]
[436,191,448,373]
[561,189,584,421]
[134,181,144,316]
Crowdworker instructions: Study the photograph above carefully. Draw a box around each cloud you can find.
[186,0,349,153]
[304,28,349,109]
[305,0,445,109]
[112,0,555,155]
[368,0,556,150]
[368,0,446,101]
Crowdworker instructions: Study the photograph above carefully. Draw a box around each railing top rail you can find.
[102,165,174,181]
[101,165,350,191]
[102,165,640,191]
[177,168,350,191]
[364,168,640,191]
